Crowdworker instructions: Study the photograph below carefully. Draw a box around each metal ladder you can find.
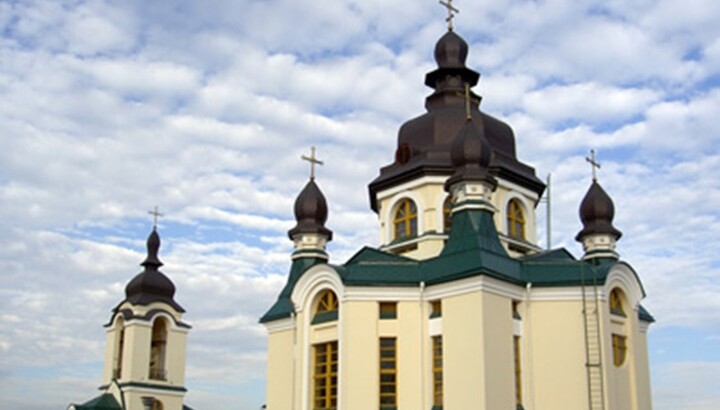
[581,263,606,410]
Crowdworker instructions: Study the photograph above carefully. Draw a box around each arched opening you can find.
[149,317,168,380]
[506,199,525,239]
[114,317,125,379]
[312,289,339,324]
[609,288,626,317]
[393,198,418,240]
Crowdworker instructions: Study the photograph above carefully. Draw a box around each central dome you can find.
[368,29,544,211]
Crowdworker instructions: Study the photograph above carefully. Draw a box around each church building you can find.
[260,18,654,410]
[68,226,193,410]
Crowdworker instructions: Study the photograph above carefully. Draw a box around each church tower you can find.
[261,6,654,410]
[69,226,191,410]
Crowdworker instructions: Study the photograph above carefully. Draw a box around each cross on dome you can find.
[301,146,324,180]
[585,149,601,181]
[439,0,459,31]
[148,206,164,229]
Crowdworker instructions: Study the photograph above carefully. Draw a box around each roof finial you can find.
[585,149,601,182]
[148,206,163,229]
[301,146,324,180]
[439,0,459,31]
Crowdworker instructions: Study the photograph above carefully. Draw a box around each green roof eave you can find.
[70,393,121,410]
[259,257,326,323]
[638,304,655,323]
[523,259,613,287]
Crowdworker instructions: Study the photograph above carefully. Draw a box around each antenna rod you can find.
[546,173,551,250]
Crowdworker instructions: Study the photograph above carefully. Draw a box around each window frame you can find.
[379,302,398,320]
[393,198,418,240]
[379,337,397,409]
[609,288,626,317]
[313,341,339,410]
[612,334,627,367]
[312,290,339,325]
[506,198,526,240]
[432,335,443,408]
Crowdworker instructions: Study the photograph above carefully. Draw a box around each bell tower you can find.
[100,226,191,410]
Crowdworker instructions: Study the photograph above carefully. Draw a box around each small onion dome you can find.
[425,30,480,87]
[124,229,184,312]
[445,120,497,191]
[288,179,333,241]
[575,181,623,242]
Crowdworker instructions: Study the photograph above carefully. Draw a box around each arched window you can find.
[149,318,168,380]
[507,199,525,239]
[114,317,125,379]
[443,197,453,233]
[313,290,339,324]
[609,288,626,317]
[393,199,418,240]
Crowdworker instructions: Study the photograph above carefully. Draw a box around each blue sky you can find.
[1,0,719,409]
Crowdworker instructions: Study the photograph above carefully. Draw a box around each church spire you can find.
[288,147,333,260]
[575,150,622,260]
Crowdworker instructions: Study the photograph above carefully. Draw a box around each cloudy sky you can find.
[1,0,719,409]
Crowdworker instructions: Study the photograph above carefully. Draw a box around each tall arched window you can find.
[443,197,453,233]
[393,199,418,240]
[149,318,168,380]
[114,317,125,379]
[507,199,525,239]
[609,288,626,317]
[312,290,339,324]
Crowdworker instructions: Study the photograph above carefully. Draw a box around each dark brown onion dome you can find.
[368,29,544,212]
[124,228,184,312]
[288,179,333,240]
[445,120,497,191]
[575,181,623,242]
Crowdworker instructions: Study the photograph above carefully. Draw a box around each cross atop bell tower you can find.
[439,0,459,31]
[585,149,601,181]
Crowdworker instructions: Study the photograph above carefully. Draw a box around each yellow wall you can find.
[526,299,589,410]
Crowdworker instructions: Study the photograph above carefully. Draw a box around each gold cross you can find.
[301,146,324,180]
[148,206,164,229]
[439,0,459,31]
[456,83,481,121]
[585,149,601,181]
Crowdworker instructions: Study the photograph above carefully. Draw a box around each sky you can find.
[0,0,719,409]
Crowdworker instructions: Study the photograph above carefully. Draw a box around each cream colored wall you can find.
[526,300,589,410]
[340,301,377,410]
[443,290,515,409]
[266,328,294,410]
[634,326,652,410]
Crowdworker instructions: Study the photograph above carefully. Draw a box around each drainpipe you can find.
[419,281,426,409]
[291,312,297,410]
[525,282,533,410]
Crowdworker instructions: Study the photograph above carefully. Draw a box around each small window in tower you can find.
[507,199,526,239]
[149,318,168,381]
[312,290,339,324]
[430,300,442,319]
[609,288,626,317]
[443,196,453,233]
[379,302,397,320]
[612,334,627,367]
[114,318,125,379]
[393,198,418,240]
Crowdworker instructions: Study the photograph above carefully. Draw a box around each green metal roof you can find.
[260,207,646,324]
[638,304,656,323]
[70,393,121,410]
